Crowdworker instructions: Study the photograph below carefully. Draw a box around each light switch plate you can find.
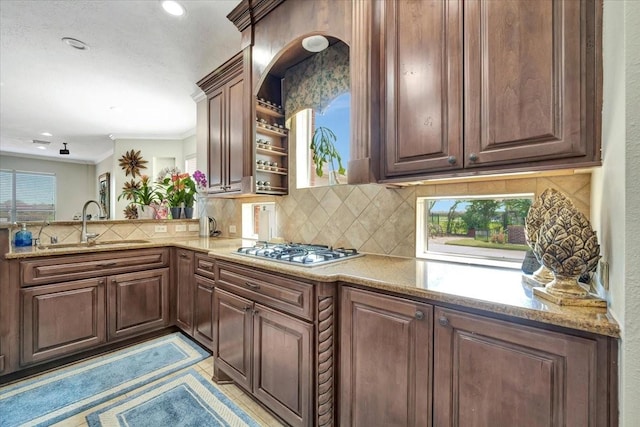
[188,224,199,232]
[229,225,237,234]
[175,224,186,232]
[154,225,167,233]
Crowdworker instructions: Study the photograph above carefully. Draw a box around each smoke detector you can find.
[59,143,70,155]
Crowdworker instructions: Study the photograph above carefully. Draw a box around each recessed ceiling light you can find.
[109,106,122,113]
[37,146,47,150]
[302,35,329,52]
[62,37,89,50]
[41,132,53,137]
[161,1,185,16]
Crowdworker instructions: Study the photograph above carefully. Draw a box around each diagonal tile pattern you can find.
[207,173,592,257]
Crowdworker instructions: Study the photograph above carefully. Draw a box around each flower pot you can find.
[138,205,155,219]
[170,207,182,219]
[183,207,194,219]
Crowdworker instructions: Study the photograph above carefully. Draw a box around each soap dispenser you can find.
[14,223,33,247]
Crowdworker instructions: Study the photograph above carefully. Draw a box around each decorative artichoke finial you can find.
[533,204,600,297]
[525,188,574,248]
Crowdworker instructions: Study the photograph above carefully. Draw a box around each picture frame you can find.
[98,172,110,219]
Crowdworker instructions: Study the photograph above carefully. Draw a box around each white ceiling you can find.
[0,0,241,164]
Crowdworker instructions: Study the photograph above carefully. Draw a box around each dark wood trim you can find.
[227,0,286,33]
[316,283,337,427]
[349,0,379,184]
[197,52,244,94]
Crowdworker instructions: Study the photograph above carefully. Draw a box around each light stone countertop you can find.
[4,237,620,338]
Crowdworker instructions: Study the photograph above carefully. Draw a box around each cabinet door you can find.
[194,275,215,350]
[21,278,106,364]
[208,86,225,191]
[340,287,433,427]
[213,288,252,391]
[107,268,169,340]
[464,0,593,167]
[382,0,463,176]
[253,304,312,427]
[227,73,245,192]
[175,249,194,334]
[433,307,599,427]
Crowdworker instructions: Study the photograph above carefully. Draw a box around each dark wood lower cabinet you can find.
[193,275,215,350]
[214,288,253,390]
[108,268,170,340]
[253,305,312,427]
[175,249,195,334]
[214,286,313,427]
[433,307,606,427]
[21,278,106,365]
[340,287,433,427]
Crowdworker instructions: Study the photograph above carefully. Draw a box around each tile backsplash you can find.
[206,172,592,258]
[15,219,199,246]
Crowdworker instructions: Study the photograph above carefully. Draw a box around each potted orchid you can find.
[192,170,210,236]
[157,168,195,219]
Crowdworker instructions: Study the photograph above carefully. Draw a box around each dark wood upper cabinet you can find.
[377,0,601,181]
[463,0,600,169]
[197,51,251,194]
[382,0,463,176]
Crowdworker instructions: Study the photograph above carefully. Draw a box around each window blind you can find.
[0,169,56,222]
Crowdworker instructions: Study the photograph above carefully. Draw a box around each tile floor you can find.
[9,356,284,427]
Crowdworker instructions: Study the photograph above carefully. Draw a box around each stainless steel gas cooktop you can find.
[236,242,363,267]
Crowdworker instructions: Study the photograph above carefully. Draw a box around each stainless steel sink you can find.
[38,239,151,250]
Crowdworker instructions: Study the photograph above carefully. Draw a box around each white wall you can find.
[592,1,640,425]
[112,139,185,219]
[196,98,208,173]
[182,134,197,162]
[0,154,96,220]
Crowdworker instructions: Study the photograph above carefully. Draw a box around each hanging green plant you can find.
[310,126,346,180]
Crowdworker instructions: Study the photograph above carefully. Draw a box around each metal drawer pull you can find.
[243,306,251,312]
[252,309,259,315]
[244,282,260,290]
[415,310,425,320]
[97,262,117,268]
[438,316,449,327]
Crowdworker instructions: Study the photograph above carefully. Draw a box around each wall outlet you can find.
[188,224,199,232]
[598,260,610,290]
[175,224,187,232]
[229,225,237,234]
[154,225,167,233]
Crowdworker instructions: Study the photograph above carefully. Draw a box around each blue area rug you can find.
[86,368,260,427]
[0,333,209,427]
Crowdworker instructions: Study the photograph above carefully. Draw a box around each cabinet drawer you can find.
[21,248,169,286]
[216,261,313,321]
[195,253,216,279]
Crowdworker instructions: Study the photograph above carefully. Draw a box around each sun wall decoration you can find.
[118,149,148,178]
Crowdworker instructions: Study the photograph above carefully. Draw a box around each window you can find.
[294,92,351,188]
[242,202,276,241]
[416,194,533,268]
[0,170,56,222]
[184,155,197,176]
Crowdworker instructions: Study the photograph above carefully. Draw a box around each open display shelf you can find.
[255,96,288,195]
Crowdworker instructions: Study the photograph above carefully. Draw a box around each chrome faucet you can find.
[35,219,50,247]
[81,200,103,243]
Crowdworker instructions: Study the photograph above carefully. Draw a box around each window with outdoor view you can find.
[0,169,56,223]
[416,194,534,268]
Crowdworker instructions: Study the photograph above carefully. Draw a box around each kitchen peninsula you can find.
[0,225,619,426]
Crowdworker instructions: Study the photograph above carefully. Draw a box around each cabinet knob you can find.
[447,156,456,165]
[243,306,251,312]
[415,310,425,320]
[438,316,449,327]
[252,309,259,315]
[468,153,479,162]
